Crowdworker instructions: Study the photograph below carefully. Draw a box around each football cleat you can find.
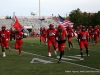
[47,55,51,57]
[87,54,90,56]
[80,58,84,60]
[48,52,51,57]
[68,48,70,50]
[2,55,6,58]
[57,60,60,63]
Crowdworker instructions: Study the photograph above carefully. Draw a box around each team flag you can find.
[13,16,23,30]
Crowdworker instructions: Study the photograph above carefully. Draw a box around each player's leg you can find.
[5,41,11,51]
[84,42,89,56]
[92,35,94,41]
[48,46,51,57]
[1,42,6,57]
[47,40,52,57]
[96,38,98,45]
[58,44,65,63]
[18,41,23,56]
[77,35,80,44]
[58,51,64,63]
[68,41,71,50]
[94,37,98,45]
[68,37,71,50]
[52,40,58,55]
[14,41,19,50]
[79,42,84,60]
[42,36,46,45]
[39,36,42,44]
[89,35,91,42]
[44,36,47,45]
[70,41,74,48]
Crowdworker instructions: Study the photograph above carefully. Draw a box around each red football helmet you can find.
[1,25,6,31]
[49,24,54,27]
[58,24,63,29]
[49,24,54,29]
[2,25,6,28]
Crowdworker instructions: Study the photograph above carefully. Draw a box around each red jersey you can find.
[76,28,81,35]
[55,30,67,40]
[15,32,23,40]
[0,30,10,42]
[47,28,56,40]
[67,29,73,37]
[41,29,47,36]
[93,29,99,37]
[88,28,93,35]
[79,31,88,41]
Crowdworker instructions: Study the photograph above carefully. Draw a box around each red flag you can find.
[13,16,22,30]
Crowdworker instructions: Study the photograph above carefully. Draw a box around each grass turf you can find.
[0,37,100,75]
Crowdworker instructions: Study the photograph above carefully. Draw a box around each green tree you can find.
[69,8,82,28]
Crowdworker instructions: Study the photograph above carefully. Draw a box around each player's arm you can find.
[55,31,59,43]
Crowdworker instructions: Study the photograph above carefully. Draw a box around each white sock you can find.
[54,50,57,55]
[48,52,51,56]
[3,52,6,56]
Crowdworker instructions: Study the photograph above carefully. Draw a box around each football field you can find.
[0,37,100,75]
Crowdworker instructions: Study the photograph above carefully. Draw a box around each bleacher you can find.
[0,19,14,29]
[0,16,59,33]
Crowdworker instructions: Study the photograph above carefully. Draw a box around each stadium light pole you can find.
[39,0,41,18]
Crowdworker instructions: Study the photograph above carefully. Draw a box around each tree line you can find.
[68,8,100,28]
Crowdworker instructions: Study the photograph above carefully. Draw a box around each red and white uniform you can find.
[79,31,89,49]
[14,32,23,49]
[93,28,99,42]
[55,29,67,51]
[88,27,93,38]
[47,28,57,52]
[0,30,10,48]
[67,28,73,42]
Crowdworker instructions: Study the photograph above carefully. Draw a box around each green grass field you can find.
[0,37,100,75]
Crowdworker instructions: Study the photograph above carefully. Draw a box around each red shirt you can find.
[79,31,88,41]
[67,29,73,37]
[0,30,10,42]
[47,28,56,40]
[41,29,47,36]
[88,28,93,35]
[93,29,99,37]
[76,28,81,35]
[55,30,67,40]
[15,32,23,40]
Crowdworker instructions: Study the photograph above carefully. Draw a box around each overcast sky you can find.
[0,0,100,17]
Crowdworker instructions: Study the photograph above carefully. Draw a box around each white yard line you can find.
[11,49,100,71]
[67,56,82,59]
[72,47,100,52]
